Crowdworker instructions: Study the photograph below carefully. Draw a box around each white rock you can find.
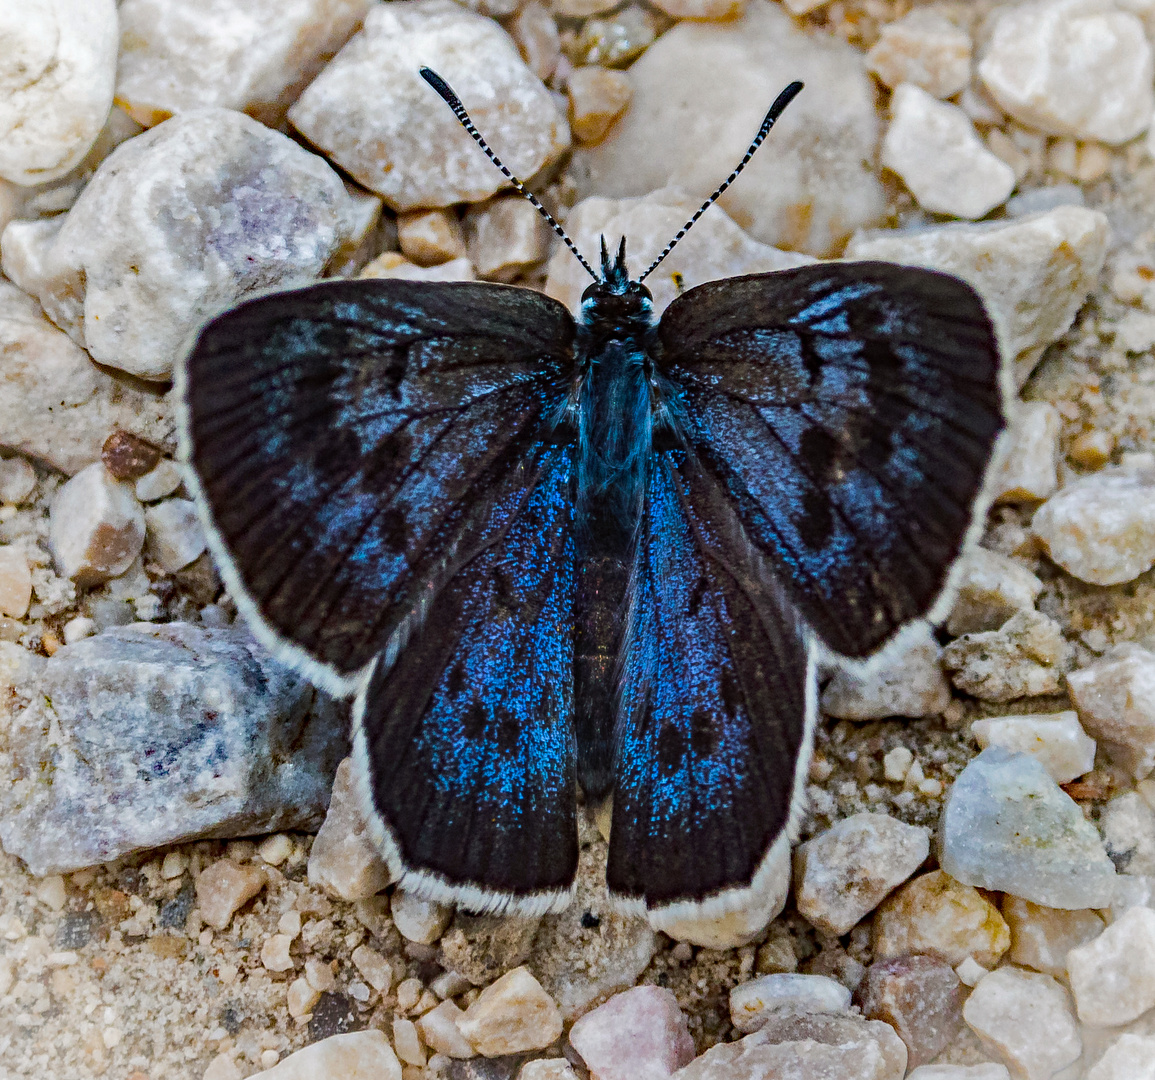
[115,0,373,128]
[821,625,951,721]
[518,1062,577,1080]
[135,459,184,503]
[991,402,1061,504]
[397,208,467,267]
[415,999,475,1059]
[962,967,1081,1080]
[575,0,885,257]
[970,712,1096,784]
[1068,644,1155,780]
[391,890,452,946]
[0,281,171,476]
[882,85,1015,220]
[1033,466,1155,585]
[288,1,567,210]
[0,546,31,619]
[458,966,563,1056]
[545,187,812,316]
[1087,1034,1155,1080]
[569,985,696,1080]
[0,0,118,184]
[144,498,206,573]
[1101,791,1155,877]
[794,813,931,937]
[392,1017,425,1066]
[248,1029,400,1080]
[941,610,1068,702]
[511,3,561,85]
[0,455,35,505]
[1002,895,1104,979]
[465,195,552,283]
[845,207,1109,387]
[946,548,1044,636]
[866,11,971,99]
[358,253,475,283]
[196,858,268,930]
[49,463,146,586]
[1066,906,1155,1025]
[350,944,393,993]
[567,66,632,147]
[978,0,1153,145]
[730,973,851,1034]
[3,109,355,381]
[306,757,392,901]
[938,747,1118,909]
[907,1068,1011,1080]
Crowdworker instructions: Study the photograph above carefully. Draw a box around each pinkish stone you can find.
[569,985,695,1080]
[856,955,963,1068]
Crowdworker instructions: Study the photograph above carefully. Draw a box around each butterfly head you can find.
[578,236,653,329]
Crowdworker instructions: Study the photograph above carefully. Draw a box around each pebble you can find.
[511,3,561,84]
[992,402,1062,504]
[856,955,963,1069]
[416,1000,475,1059]
[306,757,392,902]
[962,967,1081,1080]
[135,459,184,503]
[570,6,662,69]
[545,188,811,316]
[257,833,294,867]
[0,546,31,619]
[0,0,118,184]
[865,11,971,98]
[1002,896,1104,979]
[947,548,1045,636]
[49,462,146,586]
[1102,791,1155,877]
[978,0,1153,145]
[970,711,1096,784]
[260,933,294,973]
[844,206,1109,387]
[575,0,885,257]
[115,0,372,128]
[1066,906,1155,1025]
[569,986,695,1080]
[1068,644,1155,780]
[873,870,1011,969]
[0,282,171,476]
[0,455,36,505]
[197,859,268,931]
[4,109,355,381]
[464,196,552,283]
[519,1062,578,1080]
[288,1,567,210]
[458,966,563,1056]
[652,0,742,16]
[672,1011,907,1080]
[882,85,1015,220]
[0,623,345,875]
[1033,466,1155,585]
[349,944,392,994]
[907,1069,1010,1080]
[359,253,475,283]
[144,498,206,573]
[942,610,1068,702]
[247,1029,401,1080]
[793,813,930,936]
[1087,1034,1155,1080]
[397,208,467,267]
[820,626,951,720]
[393,1017,425,1066]
[730,973,851,1034]
[568,67,632,146]
[939,747,1117,909]
[101,430,162,481]
[392,890,453,946]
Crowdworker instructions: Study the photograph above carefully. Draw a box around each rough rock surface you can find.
[306,758,391,902]
[969,711,1096,784]
[49,463,146,586]
[2,109,355,380]
[821,626,951,720]
[0,625,346,875]
[575,0,885,257]
[569,985,694,1080]
[730,973,851,1034]
[288,0,568,210]
[1002,896,1104,979]
[1068,644,1155,780]
[856,955,963,1069]
[866,10,971,98]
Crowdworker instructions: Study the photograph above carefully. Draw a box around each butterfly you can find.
[177,68,1006,923]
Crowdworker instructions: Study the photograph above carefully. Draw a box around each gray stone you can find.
[941,610,1069,702]
[821,626,951,720]
[574,0,885,258]
[1068,644,1155,780]
[287,0,568,211]
[0,624,347,875]
[2,109,356,380]
[938,747,1117,909]
[946,548,1044,637]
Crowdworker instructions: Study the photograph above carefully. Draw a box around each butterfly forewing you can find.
[608,452,813,911]
[181,279,577,691]
[655,261,1005,659]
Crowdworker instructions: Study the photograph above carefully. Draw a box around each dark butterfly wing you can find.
[179,278,576,694]
[656,261,1005,659]
[606,452,813,914]
[354,446,578,912]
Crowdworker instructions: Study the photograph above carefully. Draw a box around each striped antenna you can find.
[637,81,804,284]
[420,67,599,283]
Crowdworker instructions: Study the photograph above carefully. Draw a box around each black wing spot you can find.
[800,425,841,484]
[446,662,466,697]
[462,700,487,741]
[689,706,718,759]
[495,705,521,755]
[798,487,834,550]
[656,722,684,772]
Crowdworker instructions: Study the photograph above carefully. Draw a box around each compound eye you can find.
[581,282,604,303]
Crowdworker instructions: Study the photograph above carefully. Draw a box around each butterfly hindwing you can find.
[354,445,578,912]
[180,279,576,692]
[607,452,813,912]
[656,261,1005,658]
